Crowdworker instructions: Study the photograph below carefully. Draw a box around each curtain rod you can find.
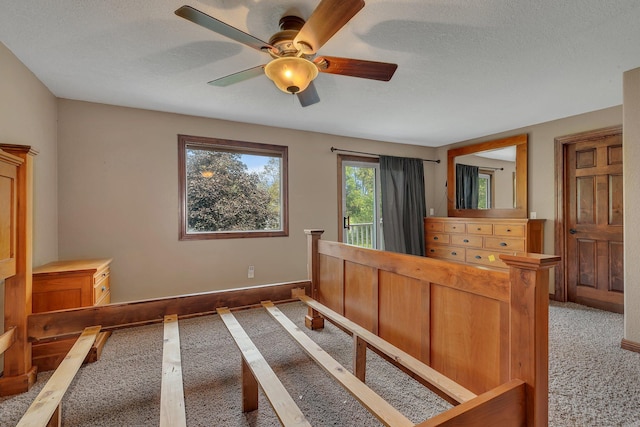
[330,147,441,163]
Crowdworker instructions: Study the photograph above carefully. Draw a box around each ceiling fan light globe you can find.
[264,57,318,94]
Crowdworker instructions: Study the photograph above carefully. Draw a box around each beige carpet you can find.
[1,301,639,426]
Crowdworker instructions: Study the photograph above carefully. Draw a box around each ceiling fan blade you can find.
[314,56,398,81]
[297,81,320,107]
[207,65,266,87]
[175,5,274,52]
[293,0,365,54]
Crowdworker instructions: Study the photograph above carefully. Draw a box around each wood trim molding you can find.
[621,338,640,354]
[553,125,622,302]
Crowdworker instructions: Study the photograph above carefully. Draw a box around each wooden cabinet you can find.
[31,258,112,371]
[425,217,545,269]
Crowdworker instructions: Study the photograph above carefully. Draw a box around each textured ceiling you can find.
[2,1,640,147]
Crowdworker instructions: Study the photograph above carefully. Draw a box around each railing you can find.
[345,222,374,248]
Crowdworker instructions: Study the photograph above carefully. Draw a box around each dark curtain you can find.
[380,156,426,256]
[456,163,479,209]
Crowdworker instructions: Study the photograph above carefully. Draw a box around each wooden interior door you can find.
[565,132,624,312]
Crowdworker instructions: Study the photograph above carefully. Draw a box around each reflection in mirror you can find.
[447,134,527,218]
[455,146,516,209]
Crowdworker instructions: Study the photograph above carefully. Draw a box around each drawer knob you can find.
[475,255,482,259]
[430,249,435,253]
[463,239,469,243]
[477,227,481,231]
[433,236,438,240]
[500,242,507,247]
[101,286,106,292]
[102,273,107,277]
[451,251,457,256]
[506,229,511,232]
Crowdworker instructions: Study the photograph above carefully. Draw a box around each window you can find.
[477,170,493,209]
[178,135,288,240]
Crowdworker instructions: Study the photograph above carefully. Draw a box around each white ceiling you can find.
[2,1,640,147]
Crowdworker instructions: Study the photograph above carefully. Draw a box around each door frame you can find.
[337,154,379,243]
[553,125,622,302]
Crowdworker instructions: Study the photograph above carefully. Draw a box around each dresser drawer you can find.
[450,234,483,248]
[466,249,508,269]
[94,275,110,305]
[484,237,525,252]
[493,224,525,237]
[466,223,493,235]
[425,220,444,232]
[93,266,110,284]
[426,233,450,244]
[443,222,466,233]
[427,246,466,262]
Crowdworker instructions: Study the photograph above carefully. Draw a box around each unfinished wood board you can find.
[217,307,311,427]
[160,314,186,427]
[262,301,414,427]
[16,326,101,427]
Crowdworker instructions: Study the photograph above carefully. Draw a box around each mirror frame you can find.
[447,134,528,218]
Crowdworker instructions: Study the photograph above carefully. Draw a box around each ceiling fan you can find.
[175,0,398,107]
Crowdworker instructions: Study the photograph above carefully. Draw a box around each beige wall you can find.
[624,67,640,344]
[57,100,437,302]
[0,43,58,366]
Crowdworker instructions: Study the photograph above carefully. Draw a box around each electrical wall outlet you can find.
[248,265,255,279]
[530,212,537,219]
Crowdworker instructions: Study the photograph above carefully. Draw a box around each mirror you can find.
[447,134,527,218]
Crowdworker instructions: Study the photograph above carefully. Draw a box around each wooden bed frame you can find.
[1,144,560,426]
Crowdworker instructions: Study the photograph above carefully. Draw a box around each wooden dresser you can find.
[424,217,545,270]
[31,258,112,371]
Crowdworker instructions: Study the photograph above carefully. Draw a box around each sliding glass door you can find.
[340,158,383,249]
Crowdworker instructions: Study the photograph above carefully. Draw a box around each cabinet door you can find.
[0,155,19,280]
[32,274,94,312]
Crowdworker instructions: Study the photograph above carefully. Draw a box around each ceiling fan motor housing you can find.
[268,15,309,59]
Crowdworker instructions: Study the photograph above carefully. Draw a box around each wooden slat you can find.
[17,326,101,427]
[0,326,16,355]
[300,295,477,404]
[217,307,311,427]
[28,281,310,341]
[160,315,186,427]
[261,301,414,427]
[415,379,526,427]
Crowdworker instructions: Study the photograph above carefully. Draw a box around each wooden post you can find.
[353,334,367,382]
[0,144,37,397]
[501,253,560,427]
[304,229,325,330]
[241,358,259,412]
